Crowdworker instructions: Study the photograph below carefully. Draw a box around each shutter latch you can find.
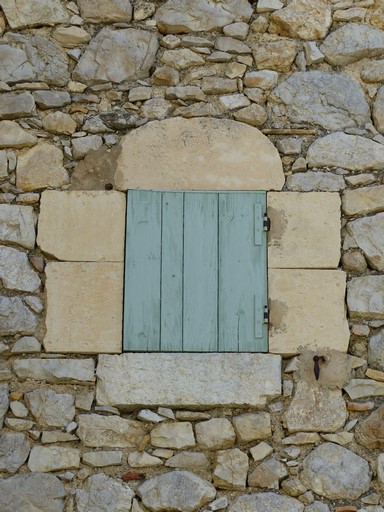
[263,214,271,231]
[263,305,269,323]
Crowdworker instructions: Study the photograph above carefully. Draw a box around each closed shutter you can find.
[124,190,267,352]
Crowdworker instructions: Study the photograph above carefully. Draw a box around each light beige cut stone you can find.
[233,412,272,442]
[269,269,349,355]
[42,112,77,135]
[82,451,123,467]
[213,448,248,490]
[150,422,195,449]
[28,446,80,472]
[0,121,37,149]
[268,192,341,269]
[128,451,163,467]
[366,368,384,381]
[115,117,284,191]
[52,27,91,48]
[0,0,69,28]
[195,418,236,450]
[77,414,146,448]
[320,432,354,445]
[347,275,384,319]
[12,358,95,384]
[253,41,298,72]
[342,185,384,216]
[77,0,132,22]
[282,432,321,445]
[38,191,126,262]
[16,143,69,191]
[250,442,273,461]
[344,378,384,399]
[44,262,123,354]
[97,353,281,409]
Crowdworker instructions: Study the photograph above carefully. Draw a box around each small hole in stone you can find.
[105,183,113,190]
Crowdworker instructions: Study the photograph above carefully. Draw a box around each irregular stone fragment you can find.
[76,473,134,512]
[99,110,137,131]
[271,72,370,131]
[373,86,384,133]
[304,41,324,65]
[77,414,145,448]
[0,0,69,28]
[28,446,79,472]
[41,432,78,444]
[138,470,216,511]
[134,1,156,21]
[77,0,132,22]
[0,473,66,512]
[42,112,77,135]
[219,93,250,110]
[161,48,204,69]
[248,458,288,488]
[74,28,158,85]
[16,143,69,191]
[128,451,163,467]
[343,378,384,399]
[253,40,298,72]
[2,32,69,86]
[165,451,210,470]
[321,23,384,65]
[83,451,123,467]
[224,22,249,40]
[234,104,268,126]
[152,66,179,86]
[307,133,384,171]
[355,405,384,449]
[155,0,252,34]
[244,70,278,89]
[300,443,371,499]
[137,409,165,423]
[24,388,75,427]
[72,135,103,160]
[0,296,38,336]
[286,171,345,192]
[33,90,71,109]
[0,383,8,428]
[165,85,205,101]
[342,185,384,216]
[368,328,384,371]
[0,246,40,292]
[12,358,95,383]
[0,120,37,149]
[52,27,91,48]
[347,213,384,270]
[0,432,30,473]
[0,92,35,120]
[173,102,218,118]
[233,412,271,442]
[229,492,304,512]
[269,0,331,40]
[361,59,384,82]
[215,36,250,54]
[320,432,354,445]
[347,275,384,319]
[151,422,195,449]
[195,418,235,450]
[334,7,366,22]
[282,432,321,445]
[202,77,237,94]
[250,442,273,461]
[213,448,249,490]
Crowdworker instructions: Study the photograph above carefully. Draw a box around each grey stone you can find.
[23,295,43,313]
[0,432,30,473]
[257,0,283,11]
[0,383,8,428]
[138,470,216,511]
[355,405,384,449]
[76,473,134,512]
[342,185,384,216]
[305,502,330,512]
[97,353,281,408]
[0,246,40,292]
[250,442,273,461]
[134,1,156,21]
[12,336,41,353]
[161,48,205,69]
[348,213,384,270]
[209,497,229,511]
[347,275,384,319]
[345,174,376,186]
[0,92,35,120]
[195,418,235,450]
[0,204,36,249]
[0,0,69,28]
[33,91,71,109]
[28,446,80,472]
[307,133,384,171]
[77,414,146,448]
[12,358,95,383]
[175,410,209,421]
[223,22,249,40]
[52,27,91,48]
[82,116,111,134]
[141,98,174,120]
[282,433,321,445]
[165,451,210,470]
[0,473,65,512]
[0,120,37,149]
[373,86,384,133]
[253,40,298,72]
[213,448,249,490]
[368,328,384,371]
[269,0,332,40]
[82,451,123,467]
[321,23,384,65]
[42,112,77,135]
[286,171,345,192]
[73,28,158,85]
[234,104,268,126]
[0,149,7,178]
[219,93,250,110]
[72,135,103,160]
[361,59,384,82]
[343,378,384,399]
[165,86,205,101]
[320,432,354,445]
[0,296,38,336]
[77,0,132,22]
[128,451,163,467]
[215,37,251,54]
[155,0,252,34]
[173,102,219,119]
[137,409,165,423]
[304,42,324,65]
[229,492,304,512]
[270,72,370,131]
[151,422,195,449]
[41,432,78,444]
[248,458,288,488]
[300,443,371,499]
[24,388,75,427]
[99,109,137,131]
[277,138,302,155]
[202,77,238,94]
[1,32,69,86]
[233,412,271,442]
[128,86,152,102]
[5,418,34,431]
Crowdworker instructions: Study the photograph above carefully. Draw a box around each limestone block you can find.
[76,474,134,512]
[268,192,341,269]
[151,422,196,449]
[229,493,304,512]
[0,204,36,249]
[28,446,80,472]
[232,412,272,442]
[77,414,146,448]
[96,353,282,408]
[77,0,132,23]
[115,117,284,191]
[38,191,126,262]
[195,418,236,450]
[44,262,123,353]
[213,448,249,490]
[12,358,95,384]
[0,120,37,149]
[269,269,349,355]
[347,275,384,319]
[0,0,69,28]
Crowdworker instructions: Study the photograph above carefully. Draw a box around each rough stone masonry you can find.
[1,0,384,511]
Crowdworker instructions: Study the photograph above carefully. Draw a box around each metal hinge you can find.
[263,214,271,231]
[263,305,269,323]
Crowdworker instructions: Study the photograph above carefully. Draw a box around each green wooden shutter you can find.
[124,190,268,352]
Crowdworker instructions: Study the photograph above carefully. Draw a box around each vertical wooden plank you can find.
[183,192,218,351]
[124,190,161,351]
[161,192,183,351]
[219,192,268,352]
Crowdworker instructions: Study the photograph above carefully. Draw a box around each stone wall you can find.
[1,0,384,511]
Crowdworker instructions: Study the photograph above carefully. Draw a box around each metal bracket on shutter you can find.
[263,214,271,232]
[263,305,269,324]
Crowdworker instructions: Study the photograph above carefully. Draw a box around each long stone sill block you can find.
[96,353,282,409]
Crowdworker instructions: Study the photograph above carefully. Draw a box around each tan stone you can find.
[115,117,284,191]
[42,112,77,135]
[342,185,384,216]
[253,41,298,72]
[269,269,349,355]
[366,368,384,381]
[37,191,126,262]
[52,27,91,48]
[44,262,123,354]
[268,192,341,269]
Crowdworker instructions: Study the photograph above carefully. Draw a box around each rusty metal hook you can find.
[313,355,326,380]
